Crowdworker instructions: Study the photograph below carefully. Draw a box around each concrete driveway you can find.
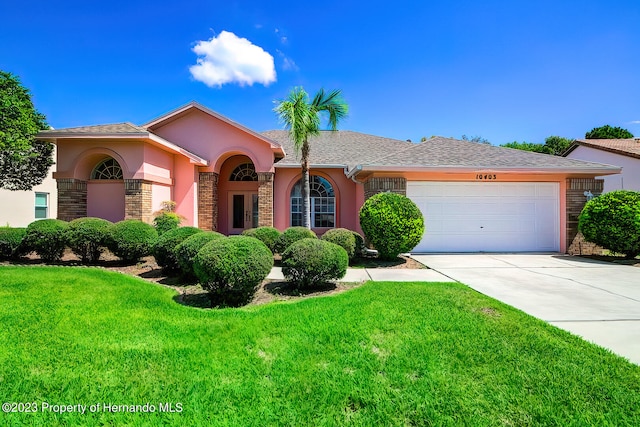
[410,254,640,365]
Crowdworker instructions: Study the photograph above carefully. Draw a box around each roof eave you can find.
[350,165,622,177]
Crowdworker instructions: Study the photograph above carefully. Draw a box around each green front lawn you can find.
[0,266,638,426]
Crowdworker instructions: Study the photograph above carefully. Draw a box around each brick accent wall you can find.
[257,172,274,227]
[364,177,407,199]
[124,179,153,223]
[198,172,219,231]
[566,178,605,255]
[57,178,87,221]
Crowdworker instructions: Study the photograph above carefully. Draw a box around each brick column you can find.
[566,178,605,255]
[124,179,153,223]
[198,172,219,231]
[364,177,407,199]
[257,172,274,227]
[57,178,87,221]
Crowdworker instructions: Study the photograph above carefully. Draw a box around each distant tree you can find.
[500,141,549,153]
[543,136,573,155]
[461,134,491,145]
[420,136,428,142]
[0,71,54,190]
[585,125,633,139]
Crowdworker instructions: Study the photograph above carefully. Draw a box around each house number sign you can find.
[475,174,497,180]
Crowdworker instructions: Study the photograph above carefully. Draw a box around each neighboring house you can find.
[0,145,57,227]
[36,102,620,253]
[563,138,640,193]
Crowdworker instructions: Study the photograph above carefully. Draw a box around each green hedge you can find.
[241,226,281,253]
[579,190,640,258]
[0,227,27,260]
[153,226,202,274]
[274,226,317,254]
[359,192,424,260]
[153,212,182,236]
[193,236,273,307]
[22,219,69,262]
[281,238,348,289]
[321,228,357,260]
[173,231,224,278]
[107,220,158,264]
[66,217,113,263]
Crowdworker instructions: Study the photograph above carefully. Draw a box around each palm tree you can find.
[274,87,348,229]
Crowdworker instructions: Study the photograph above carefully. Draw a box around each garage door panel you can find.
[407,182,559,252]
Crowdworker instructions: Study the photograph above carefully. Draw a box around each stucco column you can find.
[257,172,274,227]
[566,178,604,255]
[124,179,153,224]
[57,178,87,221]
[198,172,219,231]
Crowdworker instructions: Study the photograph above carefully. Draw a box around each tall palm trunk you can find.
[301,139,311,228]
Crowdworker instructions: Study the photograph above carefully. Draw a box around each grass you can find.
[0,266,639,426]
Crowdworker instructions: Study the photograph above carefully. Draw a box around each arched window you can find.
[230,163,258,181]
[290,175,335,227]
[91,158,123,180]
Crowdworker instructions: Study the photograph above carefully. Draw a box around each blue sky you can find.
[2,0,639,144]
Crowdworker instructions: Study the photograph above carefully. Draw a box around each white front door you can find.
[228,192,258,234]
[407,182,560,252]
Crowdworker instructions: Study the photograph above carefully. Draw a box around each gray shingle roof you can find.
[261,130,414,169]
[367,136,621,171]
[263,131,620,173]
[38,122,147,136]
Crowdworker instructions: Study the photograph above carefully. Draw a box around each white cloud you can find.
[189,31,276,88]
[276,49,299,72]
[628,120,640,124]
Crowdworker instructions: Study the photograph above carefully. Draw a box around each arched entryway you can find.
[218,155,260,234]
[87,157,125,222]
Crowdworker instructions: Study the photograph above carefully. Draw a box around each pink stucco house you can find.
[37,102,620,253]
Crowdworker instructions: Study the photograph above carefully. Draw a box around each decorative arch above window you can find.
[91,158,123,180]
[230,163,258,181]
[290,175,335,228]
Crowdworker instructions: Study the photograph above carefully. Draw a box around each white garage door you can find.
[406,182,559,252]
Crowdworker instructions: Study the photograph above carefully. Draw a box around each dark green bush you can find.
[281,238,348,289]
[107,220,158,263]
[153,226,202,274]
[153,212,182,235]
[579,190,640,259]
[174,231,224,278]
[351,230,365,258]
[66,217,112,263]
[23,219,68,262]
[321,228,356,260]
[193,236,273,307]
[359,192,424,260]
[0,227,27,260]
[274,226,317,254]
[241,226,281,253]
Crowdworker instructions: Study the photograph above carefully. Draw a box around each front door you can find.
[228,192,258,234]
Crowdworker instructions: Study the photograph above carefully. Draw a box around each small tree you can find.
[0,71,54,190]
[585,125,633,139]
[579,190,640,259]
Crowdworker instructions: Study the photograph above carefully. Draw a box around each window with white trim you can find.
[91,158,123,180]
[35,192,48,219]
[230,163,258,181]
[290,176,335,227]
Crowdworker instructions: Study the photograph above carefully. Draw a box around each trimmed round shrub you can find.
[274,226,317,254]
[66,217,112,263]
[359,192,425,260]
[579,190,640,259]
[153,226,202,274]
[193,236,273,307]
[241,226,281,253]
[23,219,69,262]
[351,230,365,259]
[0,227,27,260]
[153,212,182,236]
[281,238,348,289]
[107,219,158,263]
[174,231,224,278]
[321,228,356,260]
